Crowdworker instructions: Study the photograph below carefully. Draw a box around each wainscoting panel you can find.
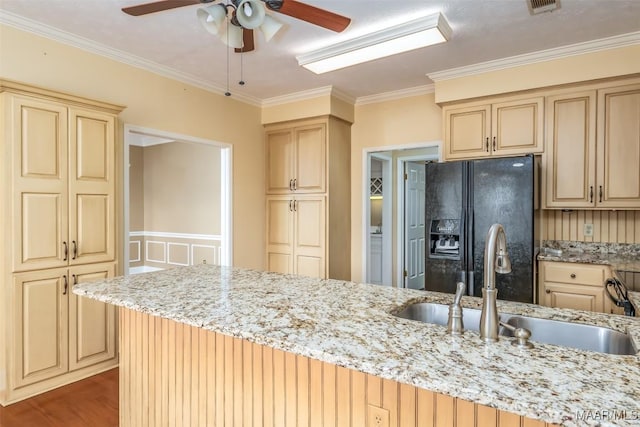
[542,210,640,244]
[128,232,223,270]
[120,308,560,427]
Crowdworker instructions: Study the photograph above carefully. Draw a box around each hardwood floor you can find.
[0,368,118,427]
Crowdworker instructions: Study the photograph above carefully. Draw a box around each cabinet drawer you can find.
[543,262,605,286]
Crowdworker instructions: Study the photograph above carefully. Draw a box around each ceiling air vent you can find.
[527,0,561,15]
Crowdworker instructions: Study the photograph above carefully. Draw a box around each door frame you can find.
[361,141,442,287]
[123,124,233,274]
[396,152,439,287]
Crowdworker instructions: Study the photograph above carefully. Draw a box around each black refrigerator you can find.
[423,155,538,303]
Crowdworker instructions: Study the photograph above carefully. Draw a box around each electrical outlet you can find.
[584,223,594,237]
[367,405,389,427]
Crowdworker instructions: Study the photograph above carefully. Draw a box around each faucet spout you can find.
[480,224,511,342]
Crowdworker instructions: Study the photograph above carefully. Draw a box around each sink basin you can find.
[393,302,637,355]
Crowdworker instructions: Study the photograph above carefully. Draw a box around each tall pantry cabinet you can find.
[0,80,123,404]
[264,116,351,280]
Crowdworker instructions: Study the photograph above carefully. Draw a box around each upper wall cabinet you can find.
[544,82,640,209]
[265,122,326,194]
[443,96,544,160]
[7,94,117,272]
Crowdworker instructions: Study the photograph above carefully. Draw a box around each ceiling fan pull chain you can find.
[239,49,245,86]
[225,25,231,96]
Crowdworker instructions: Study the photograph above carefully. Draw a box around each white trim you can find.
[123,124,233,275]
[428,31,640,82]
[167,243,190,266]
[129,240,141,263]
[129,266,164,275]
[0,11,261,106]
[145,241,167,263]
[129,231,222,241]
[261,85,356,107]
[355,85,435,106]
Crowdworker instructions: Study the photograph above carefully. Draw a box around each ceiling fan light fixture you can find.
[260,14,284,42]
[220,22,244,49]
[297,13,451,74]
[235,0,266,30]
[197,4,228,35]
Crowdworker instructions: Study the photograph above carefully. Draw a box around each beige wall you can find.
[0,24,265,270]
[351,94,443,284]
[434,45,640,103]
[129,146,145,232]
[142,142,221,235]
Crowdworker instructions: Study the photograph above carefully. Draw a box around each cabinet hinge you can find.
[404,173,408,180]
[404,270,408,277]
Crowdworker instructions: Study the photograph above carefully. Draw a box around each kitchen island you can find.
[74,265,640,427]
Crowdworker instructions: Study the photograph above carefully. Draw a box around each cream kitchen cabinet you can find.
[264,116,351,280]
[265,121,326,194]
[539,261,617,313]
[8,93,116,272]
[0,80,122,405]
[442,96,544,160]
[11,263,116,394]
[266,195,326,278]
[543,81,640,209]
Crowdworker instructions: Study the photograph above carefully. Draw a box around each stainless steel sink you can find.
[393,302,637,355]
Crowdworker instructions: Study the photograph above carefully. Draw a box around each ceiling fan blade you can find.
[267,0,350,32]
[122,0,200,16]
[235,29,255,53]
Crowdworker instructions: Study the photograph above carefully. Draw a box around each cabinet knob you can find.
[570,273,576,279]
[545,289,551,294]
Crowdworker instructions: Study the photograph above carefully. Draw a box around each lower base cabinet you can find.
[539,261,620,314]
[1,262,117,405]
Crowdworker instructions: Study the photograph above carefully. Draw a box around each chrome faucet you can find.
[479,224,512,342]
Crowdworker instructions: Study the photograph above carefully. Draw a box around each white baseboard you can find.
[129,266,164,275]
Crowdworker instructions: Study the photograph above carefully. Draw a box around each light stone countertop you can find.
[74,265,640,427]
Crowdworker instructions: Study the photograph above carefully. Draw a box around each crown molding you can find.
[0,11,262,106]
[355,84,435,106]
[428,31,640,82]
[261,85,356,107]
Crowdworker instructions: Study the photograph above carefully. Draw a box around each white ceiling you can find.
[1,0,639,104]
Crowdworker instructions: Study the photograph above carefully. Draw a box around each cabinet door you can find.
[266,197,294,274]
[492,97,544,156]
[9,95,69,272]
[69,263,116,371]
[544,91,597,208]
[13,268,69,388]
[265,129,295,194]
[294,196,326,279]
[68,108,115,265]
[597,83,640,208]
[443,104,491,160]
[294,123,326,193]
[543,282,604,312]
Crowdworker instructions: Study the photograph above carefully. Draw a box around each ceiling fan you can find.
[122,0,351,53]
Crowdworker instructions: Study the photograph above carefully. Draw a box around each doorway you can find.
[123,125,233,275]
[363,142,440,287]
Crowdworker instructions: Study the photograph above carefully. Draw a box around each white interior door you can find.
[404,162,426,289]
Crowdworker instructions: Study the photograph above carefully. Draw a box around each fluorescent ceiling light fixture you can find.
[297,13,451,74]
